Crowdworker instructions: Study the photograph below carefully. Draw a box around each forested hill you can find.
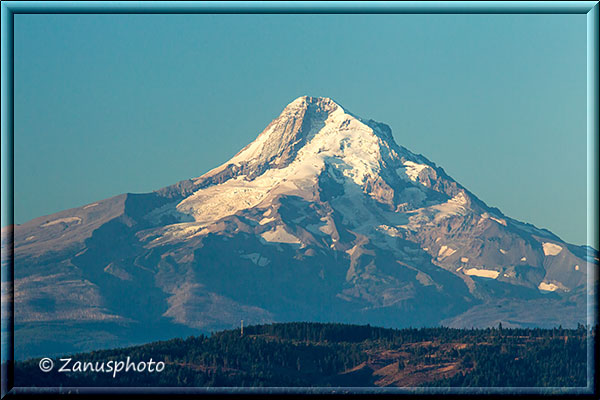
[14,322,592,388]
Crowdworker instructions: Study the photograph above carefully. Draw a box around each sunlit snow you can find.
[260,225,300,244]
[490,216,507,226]
[538,282,559,292]
[438,245,456,258]
[463,268,500,279]
[542,242,563,256]
[400,161,429,182]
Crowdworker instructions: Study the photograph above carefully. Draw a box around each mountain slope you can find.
[2,96,596,359]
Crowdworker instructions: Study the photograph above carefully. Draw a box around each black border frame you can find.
[1,1,598,398]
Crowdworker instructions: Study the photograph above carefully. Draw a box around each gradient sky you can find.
[13,13,589,245]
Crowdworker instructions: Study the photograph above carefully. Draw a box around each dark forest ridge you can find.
[14,322,593,388]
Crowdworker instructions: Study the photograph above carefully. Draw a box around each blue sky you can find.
[13,13,588,245]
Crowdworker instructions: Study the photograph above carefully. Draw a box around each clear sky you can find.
[13,13,589,245]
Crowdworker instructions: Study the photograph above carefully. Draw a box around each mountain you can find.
[2,96,596,359]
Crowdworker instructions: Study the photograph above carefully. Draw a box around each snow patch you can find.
[542,242,563,256]
[41,217,82,227]
[172,225,205,239]
[228,124,276,166]
[438,245,456,258]
[178,183,273,225]
[450,192,468,206]
[538,282,559,292]
[460,257,469,263]
[490,216,507,226]
[499,249,507,254]
[575,265,580,271]
[25,235,35,241]
[400,161,429,182]
[429,193,469,222]
[260,225,300,244]
[415,271,434,286]
[259,217,275,225]
[520,257,527,261]
[318,219,335,236]
[305,218,335,237]
[378,225,402,237]
[143,223,207,244]
[463,268,500,279]
[83,203,99,209]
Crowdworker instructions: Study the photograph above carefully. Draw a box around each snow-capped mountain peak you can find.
[221,96,400,178]
[7,96,593,360]
[177,96,424,227]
